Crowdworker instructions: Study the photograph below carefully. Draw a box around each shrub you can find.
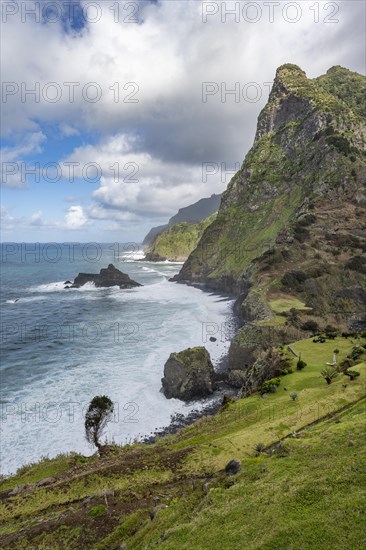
[254,443,266,455]
[346,255,366,274]
[302,320,320,332]
[281,270,307,289]
[344,370,360,380]
[339,358,355,371]
[88,505,107,518]
[333,349,340,355]
[326,134,351,155]
[290,392,298,401]
[261,377,281,394]
[320,366,339,385]
[351,346,363,361]
[296,359,307,371]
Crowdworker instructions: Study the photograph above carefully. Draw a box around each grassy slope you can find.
[146,214,217,261]
[1,336,365,549]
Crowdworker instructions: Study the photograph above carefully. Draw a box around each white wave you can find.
[119,250,146,262]
[1,273,234,475]
[28,281,104,293]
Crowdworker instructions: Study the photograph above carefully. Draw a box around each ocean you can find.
[0,243,234,475]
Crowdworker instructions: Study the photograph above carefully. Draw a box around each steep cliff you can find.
[175,64,366,328]
[144,214,217,262]
[143,194,221,245]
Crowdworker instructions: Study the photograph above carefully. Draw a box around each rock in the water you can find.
[162,347,215,401]
[64,280,72,285]
[72,264,142,289]
[225,460,241,475]
[143,252,167,262]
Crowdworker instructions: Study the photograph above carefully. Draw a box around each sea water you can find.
[0,243,234,475]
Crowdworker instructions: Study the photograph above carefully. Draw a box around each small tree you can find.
[296,359,307,371]
[344,370,360,381]
[85,395,114,454]
[320,366,339,385]
[290,392,298,401]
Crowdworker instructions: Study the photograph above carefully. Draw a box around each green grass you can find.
[1,336,365,549]
[129,399,366,549]
[269,297,308,313]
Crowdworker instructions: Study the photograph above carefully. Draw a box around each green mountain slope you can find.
[143,194,221,246]
[175,65,366,327]
[144,214,217,262]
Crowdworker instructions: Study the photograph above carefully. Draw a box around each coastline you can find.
[142,276,241,444]
[1,257,239,475]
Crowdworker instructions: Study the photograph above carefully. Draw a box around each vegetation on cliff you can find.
[144,214,217,262]
[175,64,366,328]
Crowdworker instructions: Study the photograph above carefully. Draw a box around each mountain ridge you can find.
[174,64,366,330]
[142,193,221,245]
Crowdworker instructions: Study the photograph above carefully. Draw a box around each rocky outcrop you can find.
[143,252,167,262]
[174,64,366,330]
[70,264,142,289]
[162,347,215,401]
[228,325,303,372]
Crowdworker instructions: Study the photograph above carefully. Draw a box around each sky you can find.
[1,0,365,242]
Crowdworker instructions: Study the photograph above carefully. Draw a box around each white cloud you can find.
[30,210,43,226]
[61,133,227,218]
[1,132,47,188]
[64,205,88,229]
[2,0,364,165]
[1,1,364,234]
[59,123,80,137]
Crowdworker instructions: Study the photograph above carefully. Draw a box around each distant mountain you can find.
[142,194,221,245]
[143,214,217,262]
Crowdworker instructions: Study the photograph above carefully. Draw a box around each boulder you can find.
[72,264,142,289]
[36,477,56,487]
[162,347,215,401]
[9,483,29,496]
[225,460,241,475]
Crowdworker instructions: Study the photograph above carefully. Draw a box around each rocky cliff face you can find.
[175,64,366,328]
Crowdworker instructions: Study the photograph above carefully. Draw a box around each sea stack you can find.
[70,264,142,289]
